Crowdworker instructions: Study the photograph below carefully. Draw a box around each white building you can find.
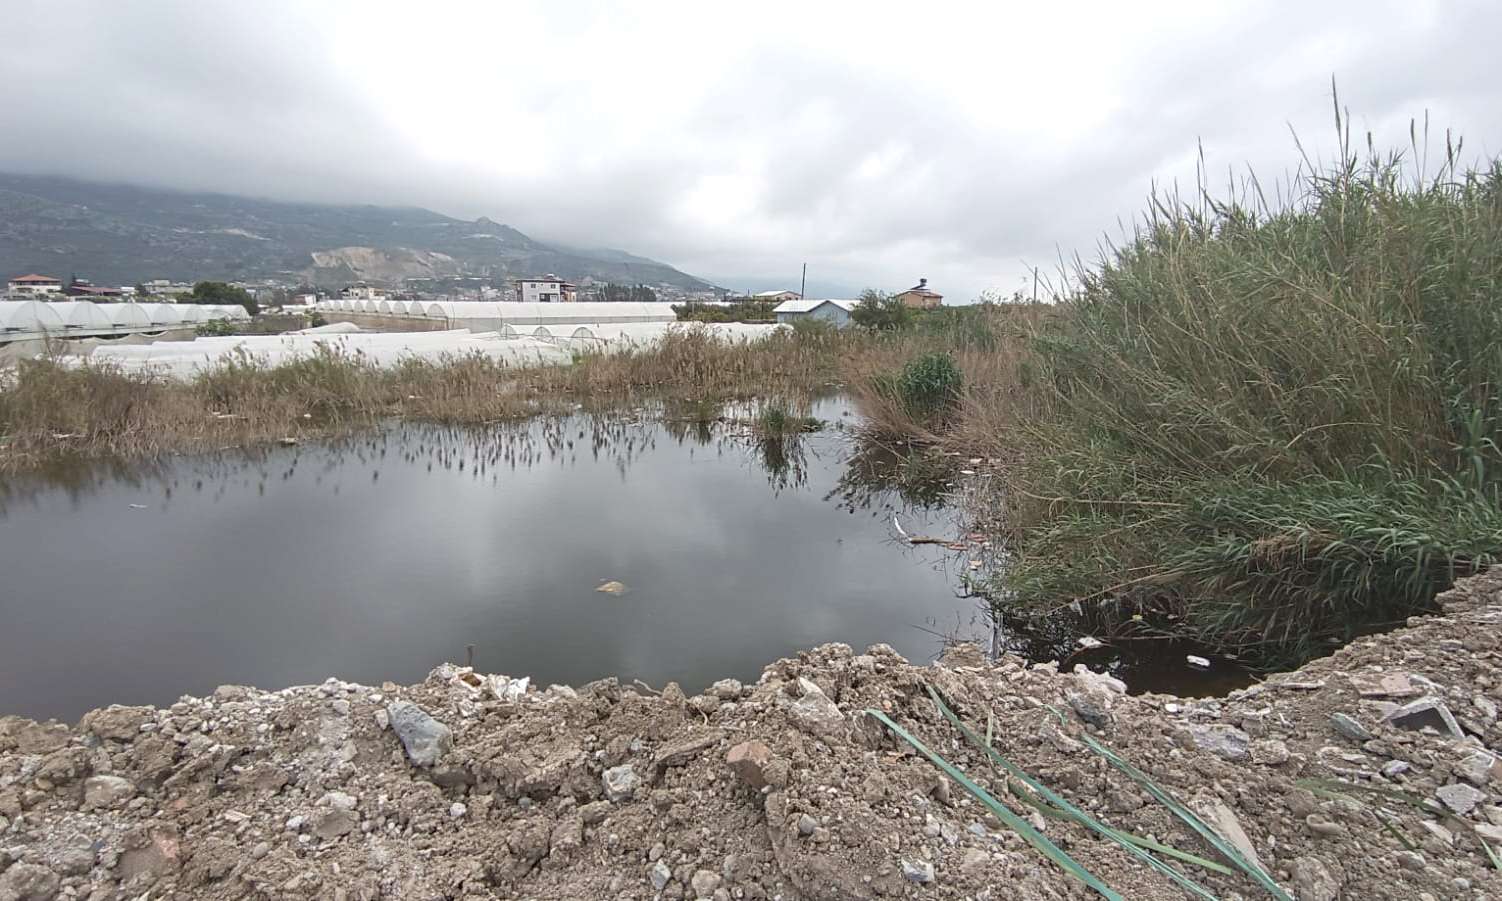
[6,274,63,297]
[515,275,576,303]
[773,298,857,327]
[341,284,384,300]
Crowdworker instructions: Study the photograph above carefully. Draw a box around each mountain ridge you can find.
[0,174,717,291]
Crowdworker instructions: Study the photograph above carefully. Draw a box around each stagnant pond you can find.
[1,398,1248,722]
[1,400,996,720]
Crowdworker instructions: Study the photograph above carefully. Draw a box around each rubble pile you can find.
[5,572,1502,899]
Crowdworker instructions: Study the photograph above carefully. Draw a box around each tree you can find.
[185,281,258,316]
[849,289,912,331]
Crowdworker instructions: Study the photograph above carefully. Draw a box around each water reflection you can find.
[0,397,983,721]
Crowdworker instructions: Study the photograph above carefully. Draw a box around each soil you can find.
[5,573,1502,900]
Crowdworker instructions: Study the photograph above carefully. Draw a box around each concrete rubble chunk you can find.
[1066,690,1111,729]
[603,764,638,803]
[386,701,453,767]
[725,740,775,789]
[1329,712,1375,743]
[900,858,935,884]
[1385,696,1465,740]
[649,860,672,891]
[653,730,723,771]
[1436,782,1486,816]
[1459,750,1502,787]
[82,774,137,810]
[0,863,61,901]
[1290,856,1341,901]
[1186,723,1251,761]
[709,678,743,700]
[789,678,845,739]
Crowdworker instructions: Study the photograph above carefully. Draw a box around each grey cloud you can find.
[2,0,1500,299]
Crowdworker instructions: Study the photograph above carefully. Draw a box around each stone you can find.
[726,740,775,789]
[579,800,611,824]
[0,863,60,901]
[1436,782,1486,816]
[385,701,452,767]
[449,802,467,819]
[50,833,95,876]
[311,807,358,840]
[798,813,817,836]
[1250,739,1290,766]
[1417,820,1453,846]
[788,678,845,739]
[1459,750,1502,787]
[603,764,638,803]
[1476,823,1502,843]
[1351,672,1420,699]
[649,860,672,891]
[1329,712,1375,743]
[1290,856,1341,901]
[82,775,136,810]
[709,679,743,700]
[654,731,723,771]
[117,828,181,882]
[1066,690,1111,728]
[900,858,935,884]
[1382,760,1411,779]
[1186,723,1251,761]
[1385,697,1465,740]
[690,869,722,896]
[80,705,153,742]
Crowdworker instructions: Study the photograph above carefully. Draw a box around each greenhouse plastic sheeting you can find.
[81,330,572,379]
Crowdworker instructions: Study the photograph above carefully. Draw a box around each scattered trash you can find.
[278,437,298,446]
[1186,655,1211,669]
[596,580,628,595]
[1077,636,1103,650]
[128,504,148,510]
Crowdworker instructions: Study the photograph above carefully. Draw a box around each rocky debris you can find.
[386,700,452,766]
[726,740,775,789]
[901,858,935,884]
[1185,723,1251,761]
[81,774,136,810]
[3,576,1502,899]
[1436,782,1487,816]
[1385,696,1466,740]
[602,764,638,802]
[1291,856,1341,901]
[0,863,60,901]
[787,677,845,739]
[1329,711,1375,742]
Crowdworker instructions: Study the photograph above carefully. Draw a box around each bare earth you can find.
[5,573,1502,900]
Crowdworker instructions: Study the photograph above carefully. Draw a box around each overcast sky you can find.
[4,1,1500,298]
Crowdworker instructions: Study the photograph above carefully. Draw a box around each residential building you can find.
[64,278,124,299]
[773,298,857,327]
[752,289,801,303]
[6,273,63,296]
[341,284,384,300]
[515,275,577,303]
[895,278,942,310]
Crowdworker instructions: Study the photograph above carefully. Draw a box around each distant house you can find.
[895,278,942,310]
[64,278,123,299]
[341,284,384,300]
[6,273,62,297]
[773,298,857,327]
[515,274,577,303]
[752,289,801,303]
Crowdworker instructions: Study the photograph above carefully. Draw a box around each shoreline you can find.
[4,572,1501,899]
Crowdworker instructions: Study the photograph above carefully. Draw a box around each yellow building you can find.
[894,278,942,309]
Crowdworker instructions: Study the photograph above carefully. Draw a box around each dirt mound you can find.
[5,574,1502,899]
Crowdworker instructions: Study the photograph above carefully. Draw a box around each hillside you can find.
[0,174,717,290]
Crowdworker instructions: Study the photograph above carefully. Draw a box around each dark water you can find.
[1,400,997,721]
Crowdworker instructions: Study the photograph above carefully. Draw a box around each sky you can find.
[3,1,1501,299]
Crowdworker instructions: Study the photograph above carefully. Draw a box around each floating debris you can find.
[1186,655,1211,669]
[596,580,628,595]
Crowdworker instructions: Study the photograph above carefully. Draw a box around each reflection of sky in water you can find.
[0,400,985,720]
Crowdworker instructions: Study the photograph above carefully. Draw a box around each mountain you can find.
[0,174,717,291]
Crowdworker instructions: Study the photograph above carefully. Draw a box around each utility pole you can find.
[799,263,807,299]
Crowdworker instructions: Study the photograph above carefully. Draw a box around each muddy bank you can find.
[4,574,1502,900]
